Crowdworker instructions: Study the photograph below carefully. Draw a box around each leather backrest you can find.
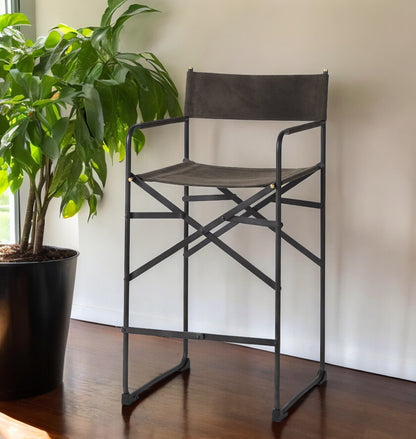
[185,70,328,121]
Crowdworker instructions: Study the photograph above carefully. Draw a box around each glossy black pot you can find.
[0,250,78,400]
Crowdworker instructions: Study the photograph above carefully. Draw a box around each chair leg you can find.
[319,128,327,381]
[272,148,327,422]
[273,181,285,421]
[182,186,190,367]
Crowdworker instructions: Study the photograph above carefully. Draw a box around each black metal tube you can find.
[123,125,134,394]
[282,120,323,135]
[281,231,322,267]
[281,198,322,209]
[184,117,190,159]
[183,182,190,360]
[125,327,277,346]
[123,358,190,406]
[320,122,326,370]
[128,116,187,132]
[280,368,326,414]
[274,134,283,414]
[130,212,180,219]
[228,216,276,228]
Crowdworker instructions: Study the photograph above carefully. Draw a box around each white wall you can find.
[36,0,416,381]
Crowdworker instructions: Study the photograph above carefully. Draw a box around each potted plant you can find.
[0,0,181,400]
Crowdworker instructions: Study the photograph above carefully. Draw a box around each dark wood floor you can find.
[0,320,414,438]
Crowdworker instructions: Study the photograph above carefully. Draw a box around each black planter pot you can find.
[0,250,78,400]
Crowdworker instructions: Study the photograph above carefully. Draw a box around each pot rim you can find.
[0,245,79,265]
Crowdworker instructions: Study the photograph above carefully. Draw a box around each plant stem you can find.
[20,181,35,252]
[31,165,46,254]
[33,215,45,255]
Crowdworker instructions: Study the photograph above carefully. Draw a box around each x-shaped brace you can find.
[128,174,277,289]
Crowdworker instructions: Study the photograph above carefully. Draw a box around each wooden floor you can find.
[0,320,414,439]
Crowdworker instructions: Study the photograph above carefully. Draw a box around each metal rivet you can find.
[270,184,275,189]
[128,177,133,182]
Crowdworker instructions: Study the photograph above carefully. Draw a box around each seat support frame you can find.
[122,116,327,422]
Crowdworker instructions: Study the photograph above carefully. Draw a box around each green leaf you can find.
[79,173,88,183]
[54,23,78,36]
[63,40,99,82]
[27,120,42,147]
[90,26,112,53]
[40,75,58,98]
[85,62,104,83]
[112,64,129,84]
[91,147,107,186]
[0,13,31,32]
[81,27,94,38]
[0,169,8,195]
[8,162,23,193]
[62,198,82,218]
[115,52,140,63]
[55,85,82,104]
[61,182,87,218]
[16,54,35,73]
[0,113,10,137]
[9,69,41,101]
[1,119,28,149]
[32,98,58,108]
[5,119,38,175]
[30,144,43,165]
[89,177,103,197]
[114,3,158,27]
[74,116,91,154]
[132,129,145,154]
[49,154,72,196]
[109,4,157,53]
[100,0,132,26]
[40,39,73,78]
[87,194,97,219]
[40,135,59,160]
[69,154,82,187]
[59,119,76,150]
[45,30,62,49]
[51,117,70,147]
[83,83,104,142]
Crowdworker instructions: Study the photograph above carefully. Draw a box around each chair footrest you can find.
[122,357,190,406]
[123,326,277,346]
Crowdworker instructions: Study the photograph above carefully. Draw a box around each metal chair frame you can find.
[122,69,328,422]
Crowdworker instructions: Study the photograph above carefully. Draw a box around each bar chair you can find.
[122,68,329,422]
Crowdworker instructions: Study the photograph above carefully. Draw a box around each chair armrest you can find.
[129,116,187,132]
[126,117,187,173]
[277,120,324,144]
[276,120,325,155]
[275,120,326,183]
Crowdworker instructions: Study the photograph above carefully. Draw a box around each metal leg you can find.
[182,185,190,367]
[271,127,327,422]
[122,141,132,402]
[319,123,327,383]
[272,164,286,422]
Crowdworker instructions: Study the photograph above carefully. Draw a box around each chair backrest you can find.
[184,69,328,122]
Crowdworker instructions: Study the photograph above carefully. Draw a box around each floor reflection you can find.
[0,412,51,439]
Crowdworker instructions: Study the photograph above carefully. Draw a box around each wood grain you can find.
[0,320,414,438]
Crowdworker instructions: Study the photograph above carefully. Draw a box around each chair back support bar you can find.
[185,69,328,121]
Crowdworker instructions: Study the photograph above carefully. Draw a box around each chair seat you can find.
[138,160,319,188]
